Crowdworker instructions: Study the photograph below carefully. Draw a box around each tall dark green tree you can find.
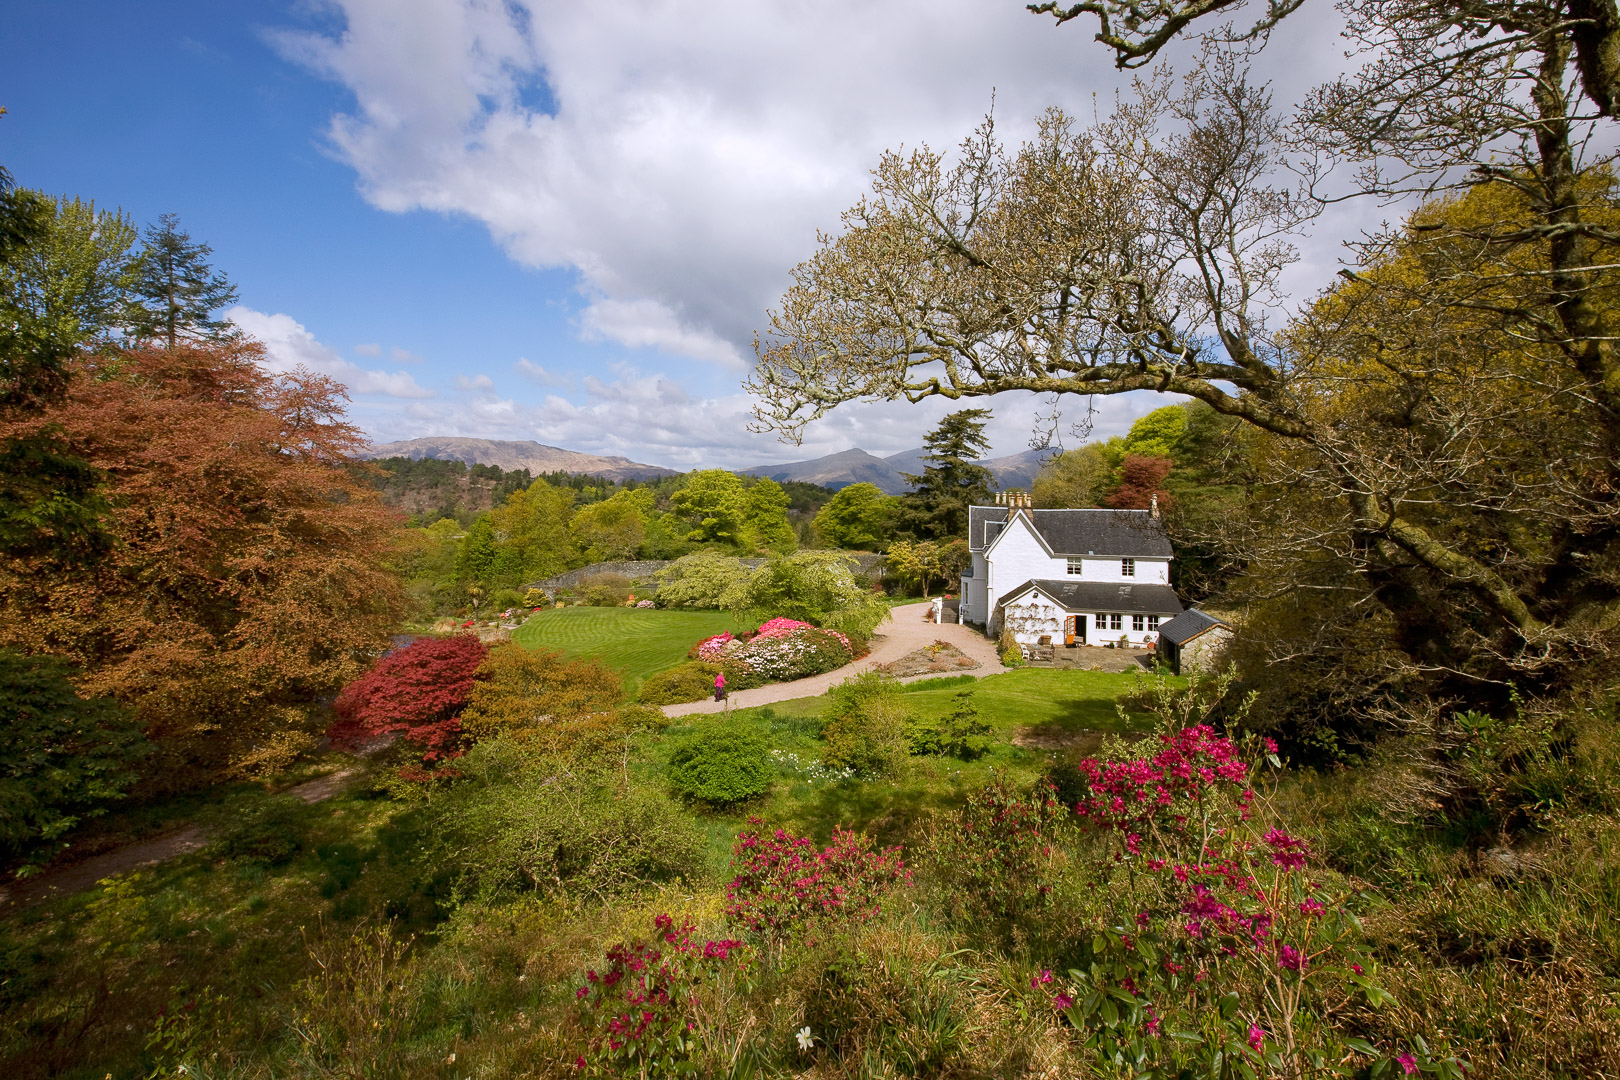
[130,212,239,348]
[898,409,995,540]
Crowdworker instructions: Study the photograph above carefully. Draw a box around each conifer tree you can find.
[898,409,995,540]
[129,213,239,348]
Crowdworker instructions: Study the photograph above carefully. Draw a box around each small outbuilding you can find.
[1155,609,1233,674]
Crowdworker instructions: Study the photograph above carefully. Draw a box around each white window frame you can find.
[1147,615,1161,631]
[1094,613,1107,631]
[1066,557,1084,576]
[1121,557,1135,577]
[1109,613,1123,631]
[1132,614,1144,631]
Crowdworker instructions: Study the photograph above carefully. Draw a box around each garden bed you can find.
[876,640,980,678]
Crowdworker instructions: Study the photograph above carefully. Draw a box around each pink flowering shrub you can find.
[1047,723,1464,1078]
[730,627,853,681]
[725,819,910,940]
[690,632,734,661]
[573,914,751,1076]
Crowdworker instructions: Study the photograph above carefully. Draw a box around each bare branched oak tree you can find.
[748,3,1620,697]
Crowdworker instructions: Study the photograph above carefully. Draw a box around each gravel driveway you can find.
[661,602,1004,718]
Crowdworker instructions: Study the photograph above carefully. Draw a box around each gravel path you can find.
[0,768,358,911]
[661,602,1005,718]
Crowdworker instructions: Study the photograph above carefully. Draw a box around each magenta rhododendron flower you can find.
[1398,1052,1418,1074]
[1249,1025,1265,1051]
[1055,993,1074,1010]
[1277,944,1305,971]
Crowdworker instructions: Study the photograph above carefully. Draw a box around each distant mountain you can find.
[360,437,677,483]
[745,446,1056,495]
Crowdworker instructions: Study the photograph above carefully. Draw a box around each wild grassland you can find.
[509,606,738,694]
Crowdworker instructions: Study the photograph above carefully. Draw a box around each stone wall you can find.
[529,552,888,594]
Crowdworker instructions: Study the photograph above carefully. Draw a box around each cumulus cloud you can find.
[267,3,1350,465]
[354,342,382,356]
[514,357,570,387]
[229,306,435,398]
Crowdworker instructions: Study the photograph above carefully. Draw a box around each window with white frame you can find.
[1094,613,1107,632]
[1108,613,1123,630]
[1133,614,1145,631]
[1066,557,1084,575]
[1121,558,1135,577]
[1147,615,1161,630]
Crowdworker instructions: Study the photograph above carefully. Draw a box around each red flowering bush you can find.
[1073,724,1263,863]
[573,914,750,1076]
[1050,724,1464,1078]
[329,635,487,765]
[724,819,909,940]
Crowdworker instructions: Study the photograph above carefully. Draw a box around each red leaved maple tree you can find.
[330,634,488,762]
[0,341,407,784]
[1106,454,1174,512]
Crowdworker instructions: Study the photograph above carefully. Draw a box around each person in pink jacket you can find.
[714,670,727,702]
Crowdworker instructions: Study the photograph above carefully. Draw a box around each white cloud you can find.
[354,342,382,356]
[229,306,436,398]
[514,356,570,387]
[391,346,427,363]
[267,3,1349,464]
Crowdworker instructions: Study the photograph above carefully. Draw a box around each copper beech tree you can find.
[0,341,405,783]
[749,18,1620,698]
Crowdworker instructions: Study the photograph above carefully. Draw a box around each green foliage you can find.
[571,488,651,561]
[654,551,750,609]
[666,724,774,806]
[0,649,146,857]
[0,193,140,350]
[455,514,496,586]
[897,408,996,540]
[922,779,1069,940]
[577,571,633,606]
[906,690,991,759]
[429,735,704,901]
[743,476,797,553]
[813,482,897,550]
[211,794,316,868]
[821,672,912,778]
[488,478,577,586]
[1001,644,1024,668]
[729,550,891,637]
[885,538,971,597]
[127,212,239,347]
[637,661,729,706]
[1121,403,1190,458]
[1031,444,1108,508]
[670,469,748,545]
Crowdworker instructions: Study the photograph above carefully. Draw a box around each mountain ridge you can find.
[360,437,677,482]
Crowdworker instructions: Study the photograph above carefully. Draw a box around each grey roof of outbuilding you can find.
[997,579,1184,615]
[968,506,1173,557]
[1157,609,1229,645]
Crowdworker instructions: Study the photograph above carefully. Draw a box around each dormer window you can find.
[1066,558,1083,576]
[1121,558,1135,577]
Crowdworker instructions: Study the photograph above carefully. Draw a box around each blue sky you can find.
[1,1,1345,470]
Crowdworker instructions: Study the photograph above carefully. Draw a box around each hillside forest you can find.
[4,4,1620,1080]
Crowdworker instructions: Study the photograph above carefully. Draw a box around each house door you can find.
[1064,615,1079,645]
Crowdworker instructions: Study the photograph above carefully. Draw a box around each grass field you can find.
[508,606,738,693]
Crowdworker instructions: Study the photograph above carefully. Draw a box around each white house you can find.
[958,491,1183,648]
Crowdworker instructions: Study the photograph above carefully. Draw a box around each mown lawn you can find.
[508,606,738,694]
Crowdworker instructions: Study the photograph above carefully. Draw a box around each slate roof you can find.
[1157,609,1229,645]
[968,506,1173,557]
[997,579,1184,615]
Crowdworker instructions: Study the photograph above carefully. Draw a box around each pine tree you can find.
[129,213,239,348]
[899,409,995,540]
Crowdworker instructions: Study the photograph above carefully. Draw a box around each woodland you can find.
[3,1,1620,1078]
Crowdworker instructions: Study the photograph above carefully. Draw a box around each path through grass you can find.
[509,606,738,694]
